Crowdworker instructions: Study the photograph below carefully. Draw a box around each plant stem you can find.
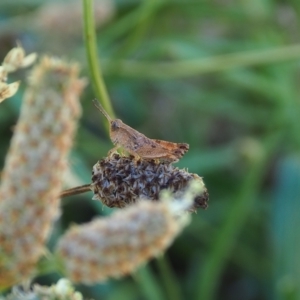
[60,184,92,198]
[156,256,183,300]
[82,0,115,121]
[133,265,165,300]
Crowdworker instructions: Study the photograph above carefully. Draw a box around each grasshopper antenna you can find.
[93,99,113,122]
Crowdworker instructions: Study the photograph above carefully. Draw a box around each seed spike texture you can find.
[0,56,84,288]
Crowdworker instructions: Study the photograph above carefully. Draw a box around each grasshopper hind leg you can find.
[107,146,121,156]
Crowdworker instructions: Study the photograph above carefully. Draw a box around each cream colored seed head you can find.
[0,56,84,288]
[56,199,190,284]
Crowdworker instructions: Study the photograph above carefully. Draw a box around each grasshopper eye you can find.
[111,120,120,131]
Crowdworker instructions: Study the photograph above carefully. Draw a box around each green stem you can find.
[133,265,165,300]
[103,44,300,79]
[82,0,115,120]
[156,256,183,300]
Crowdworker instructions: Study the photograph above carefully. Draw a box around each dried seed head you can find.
[56,195,191,284]
[91,154,209,212]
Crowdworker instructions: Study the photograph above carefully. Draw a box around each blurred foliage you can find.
[1,0,300,299]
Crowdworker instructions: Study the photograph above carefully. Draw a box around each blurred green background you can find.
[1,0,300,299]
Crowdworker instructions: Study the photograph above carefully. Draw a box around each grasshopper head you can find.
[111,119,122,131]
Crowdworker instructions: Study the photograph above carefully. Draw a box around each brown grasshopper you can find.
[93,100,189,163]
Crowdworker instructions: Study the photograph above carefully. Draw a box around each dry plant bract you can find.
[0,46,36,103]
